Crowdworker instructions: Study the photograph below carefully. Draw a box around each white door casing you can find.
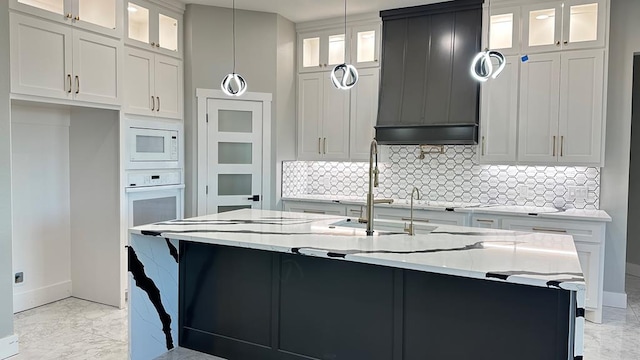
[196,89,272,216]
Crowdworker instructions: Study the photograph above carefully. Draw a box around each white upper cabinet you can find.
[518,50,604,165]
[10,13,121,106]
[350,68,380,160]
[522,0,606,53]
[488,6,521,55]
[126,0,182,58]
[124,47,183,119]
[298,19,380,72]
[478,56,519,164]
[10,0,122,38]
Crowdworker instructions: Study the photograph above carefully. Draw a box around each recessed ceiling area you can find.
[184,0,450,23]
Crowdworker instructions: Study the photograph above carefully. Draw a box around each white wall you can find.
[600,0,640,298]
[184,5,296,217]
[10,104,72,313]
[0,0,16,352]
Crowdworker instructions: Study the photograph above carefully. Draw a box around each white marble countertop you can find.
[282,195,611,221]
[131,209,586,292]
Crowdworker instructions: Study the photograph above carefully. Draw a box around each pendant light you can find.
[331,0,358,90]
[470,0,505,82]
[221,0,247,96]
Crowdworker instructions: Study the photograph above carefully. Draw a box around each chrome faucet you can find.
[404,187,421,236]
[359,139,393,236]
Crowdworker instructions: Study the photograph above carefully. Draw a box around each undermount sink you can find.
[329,219,438,234]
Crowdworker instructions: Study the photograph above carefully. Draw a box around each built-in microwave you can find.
[129,127,178,162]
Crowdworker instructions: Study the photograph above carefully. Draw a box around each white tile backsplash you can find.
[282,145,600,209]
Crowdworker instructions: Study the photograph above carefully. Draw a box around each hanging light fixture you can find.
[331,0,358,90]
[470,0,505,82]
[221,0,247,96]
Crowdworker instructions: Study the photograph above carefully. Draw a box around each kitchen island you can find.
[128,209,585,360]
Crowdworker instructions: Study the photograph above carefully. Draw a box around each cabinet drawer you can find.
[283,201,346,216]
[501,217,604,244]
[374,207,468,226]
[346,205,364,218]
[471,215,502,229]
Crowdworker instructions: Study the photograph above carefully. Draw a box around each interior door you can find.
[206,99,263,214]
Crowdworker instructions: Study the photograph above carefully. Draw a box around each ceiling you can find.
[185,0,448,23]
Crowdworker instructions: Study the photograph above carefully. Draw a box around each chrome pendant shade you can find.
[221,0,247,96]
[331,0,358,90]
[221,73,247,96]
[470,49,506,82]
[331,63,359,90]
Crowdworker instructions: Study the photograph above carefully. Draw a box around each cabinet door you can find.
[351,23,381,68]
[72,30,121,105]
[518,53,561,163]
[521,2,563,54]
[154,55,183,119]
[561,0,606,50]
[479,56,519,163]
[126,0,153,50]
[156,8,182,56]
[323,75,350,161]
[124,47,155,116]
[10,0,71,25]
[298,32,323,73]
[575,242,600,309]
[297,73,324,160]
[558,49,604,165]
[74,0,121,37]
[283,201,346,216]
[488,6,520,55]
[10,14,73,100]
[349,68,379,161]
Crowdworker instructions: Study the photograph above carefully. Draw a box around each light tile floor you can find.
[10,275,640,360]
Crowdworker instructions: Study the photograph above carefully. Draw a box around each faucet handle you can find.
[404,222,414,235]
[373,168,380,187]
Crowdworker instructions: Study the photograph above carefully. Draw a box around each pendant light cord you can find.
[232,0,236,73]
[486,0,491,51]
[344,0,348,63]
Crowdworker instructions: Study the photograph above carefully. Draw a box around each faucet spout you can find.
[363,140,379,236]
[405,187,422,236]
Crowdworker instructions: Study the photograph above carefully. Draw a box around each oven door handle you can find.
[125,184,185,193]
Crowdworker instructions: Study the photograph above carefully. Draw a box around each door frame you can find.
[196,88,272,216]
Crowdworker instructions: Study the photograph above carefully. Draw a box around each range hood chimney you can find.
[376,0,483,145]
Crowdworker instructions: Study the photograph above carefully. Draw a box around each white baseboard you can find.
[0,334,19,360]
[627,262,640,277]
[603,291,628,309]
[13,280,72,313]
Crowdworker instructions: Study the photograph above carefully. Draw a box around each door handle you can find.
[156,96,160,112]
[75,75,79,94]
[67,74,72,93]
[247,195,260,202]
[151,96,155,111]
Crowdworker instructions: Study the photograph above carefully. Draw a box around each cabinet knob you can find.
[66,13,73,19]
[156,43,160,48]
[151,42,156,47]
[555,40,560,46]
[74,15,79,21]
[563,40,568,45]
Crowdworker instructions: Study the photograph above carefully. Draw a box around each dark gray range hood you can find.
[376,0,483,145]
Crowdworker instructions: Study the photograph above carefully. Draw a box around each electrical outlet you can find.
[14,272,23,284]
[575,187,588,201]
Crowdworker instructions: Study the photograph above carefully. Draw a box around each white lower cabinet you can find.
[470,214,502,228]
[374,207,469,227]
[283,201,346,216]
[499,217,605,323]
[10,13,121,106]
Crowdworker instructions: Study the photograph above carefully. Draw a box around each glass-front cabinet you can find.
[126,0,182,57]
[298,21,380,72]
[11,0,122,37]
[522,0,605,53]
[488,6,520,55]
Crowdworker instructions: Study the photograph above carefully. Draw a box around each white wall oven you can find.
[126,170,184,228]
[126,119,182,169]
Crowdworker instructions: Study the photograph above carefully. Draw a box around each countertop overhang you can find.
[131,209,586,293]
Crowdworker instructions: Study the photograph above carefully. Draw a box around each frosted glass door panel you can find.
[79,0,116,30]
[218,174,252,196]
[490,13,513,50]
[569,3,598,43]
[328,34,345,65]
[219,142,252,164]
[218,205,252,213]
[357,31,376,63]
[303,37,320,68]
[219,110,252,132]
[128,3,149,44]
[528,8,556,47]
[18,0,63,14]
[159,13,178,51]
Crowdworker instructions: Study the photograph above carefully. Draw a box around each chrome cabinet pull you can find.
[67,74,72,93]
[151,96,155,111]
[303,210,325,214]
[481,136,486,156]
[323,137,327,154]
[401,217,430,223]
[156,96,160,112]
[532,227,567,234]
[475,219,494,223]
[75,75,79,94]
[552,136,556,157]
[318,138,321,154]
[560,136,564,157]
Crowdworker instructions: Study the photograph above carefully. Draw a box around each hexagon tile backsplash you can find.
[282,145,600,209]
